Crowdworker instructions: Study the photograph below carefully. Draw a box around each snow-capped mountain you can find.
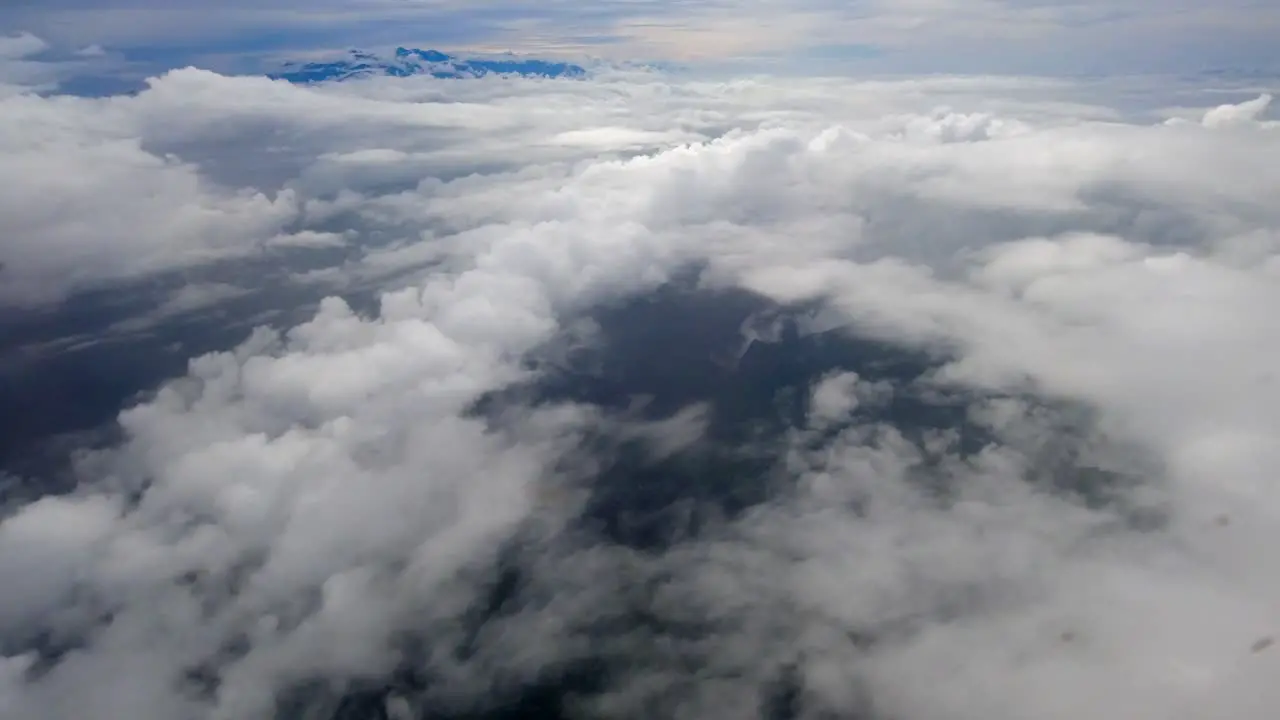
[269,47,588,83]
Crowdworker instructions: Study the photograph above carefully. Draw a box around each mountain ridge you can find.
[269,47,588,83]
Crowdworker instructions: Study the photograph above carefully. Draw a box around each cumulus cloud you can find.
[0,33,47,60]
[0,32,56,93]
[1201,92,1274,128]
[1,59,1279,720]
[806,371,892,429]
[0,84,299,306]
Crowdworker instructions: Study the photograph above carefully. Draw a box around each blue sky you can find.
[4,0,1280,78]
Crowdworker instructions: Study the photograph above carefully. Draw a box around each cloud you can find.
[105,283,255,334]
[1201,92,1275,128]
[1,61,1280,720]
[0,33,48,60]
[266,230,349,249]
[0,32,56,92]
[806,370,893,429]
[0,78,301,305]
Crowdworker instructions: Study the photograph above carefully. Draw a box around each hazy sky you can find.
[4,0,1280,74]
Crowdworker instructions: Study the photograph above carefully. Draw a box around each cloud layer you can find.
[1,49,1279,720]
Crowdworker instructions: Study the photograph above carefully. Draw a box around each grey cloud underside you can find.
[1,49,1280,720]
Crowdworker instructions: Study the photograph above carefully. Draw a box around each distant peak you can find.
[394,47,450,63]
[269,47,587,84]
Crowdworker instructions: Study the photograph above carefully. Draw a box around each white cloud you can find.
[1,63,1279,719]
[807,371,893,429]
[718,233,1280,718]
[105,283,254,334]
[266,230,349,249]
[1202,92,1274,128]
[0,32,56,94]
[0,85,299,305]
[0,33,47,60]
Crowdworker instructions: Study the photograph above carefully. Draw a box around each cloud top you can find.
[0,56,1278,720]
